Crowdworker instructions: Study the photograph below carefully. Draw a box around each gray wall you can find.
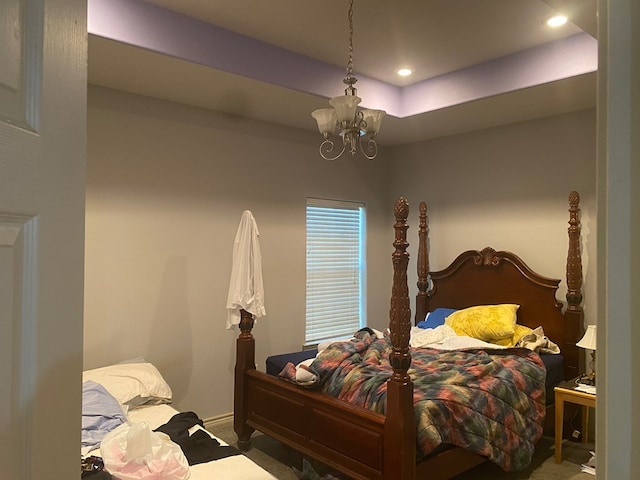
[85,85,597,419]
[85,86,393,418]
[387,109,597,326]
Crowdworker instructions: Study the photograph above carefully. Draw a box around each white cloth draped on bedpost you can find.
[226,210,266,329]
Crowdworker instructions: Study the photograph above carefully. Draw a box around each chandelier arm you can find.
[355,110,364,126]
[319,138,346,161]
[359,136,378,160]
[344,129,359,156]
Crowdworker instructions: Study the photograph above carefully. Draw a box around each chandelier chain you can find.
[345,0,355,83]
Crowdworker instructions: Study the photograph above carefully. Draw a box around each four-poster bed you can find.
[234,192,584,480]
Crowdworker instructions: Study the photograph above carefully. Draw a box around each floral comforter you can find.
[280,330,546,472]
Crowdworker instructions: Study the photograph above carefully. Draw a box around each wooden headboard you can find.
[414,192,584,380]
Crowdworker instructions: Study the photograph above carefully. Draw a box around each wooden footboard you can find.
[244,369,386,480]
[234,311,384,480]
[239,369,486,480]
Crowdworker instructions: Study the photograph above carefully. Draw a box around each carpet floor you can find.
[210,419,595,480]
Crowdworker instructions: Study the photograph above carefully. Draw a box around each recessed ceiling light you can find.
[396,68,413,77]
[547,15,568,27]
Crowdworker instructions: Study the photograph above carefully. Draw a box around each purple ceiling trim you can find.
[87,0,401,114]
[88,0,595,119]
[400,33,597,117]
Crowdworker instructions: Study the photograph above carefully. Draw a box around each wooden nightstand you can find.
[554,377,596,463]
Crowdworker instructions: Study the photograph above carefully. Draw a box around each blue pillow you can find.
[417,307,458,329]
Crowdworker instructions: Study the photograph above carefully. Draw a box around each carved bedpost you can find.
[389,198,412,383]
[234,308,256,450]
[564,191,585,379]
[415,201,429,324]
[566,191,583,309]
[384,197,416,480]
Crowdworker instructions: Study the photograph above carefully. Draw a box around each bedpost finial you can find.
[238,309,255,339]
[569,191,580,207]
[394,197,409,222]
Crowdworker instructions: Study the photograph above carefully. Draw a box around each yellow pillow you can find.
[444,304,519,342]
[492,324,534,347]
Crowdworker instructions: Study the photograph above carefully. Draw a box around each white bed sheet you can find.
[90,404,277,480]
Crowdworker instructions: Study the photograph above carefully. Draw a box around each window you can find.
[305,198,366,345]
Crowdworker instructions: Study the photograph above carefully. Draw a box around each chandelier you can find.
[311,0,386,161]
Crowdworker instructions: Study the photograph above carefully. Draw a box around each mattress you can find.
[89,403,277,480]
[266,348,318,376]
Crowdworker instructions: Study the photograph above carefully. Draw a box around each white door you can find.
[0,0,86,478]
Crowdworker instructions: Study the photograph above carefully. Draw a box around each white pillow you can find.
[82,362,172,408]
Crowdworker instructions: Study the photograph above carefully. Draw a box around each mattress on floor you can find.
[89,403,278,480]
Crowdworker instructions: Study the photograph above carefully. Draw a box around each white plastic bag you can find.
[101,422,190,480]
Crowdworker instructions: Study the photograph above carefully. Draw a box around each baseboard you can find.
[203,412,233,431]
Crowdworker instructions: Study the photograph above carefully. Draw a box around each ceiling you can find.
[87,0,598,146]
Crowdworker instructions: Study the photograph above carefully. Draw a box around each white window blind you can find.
[306,198,365,344]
